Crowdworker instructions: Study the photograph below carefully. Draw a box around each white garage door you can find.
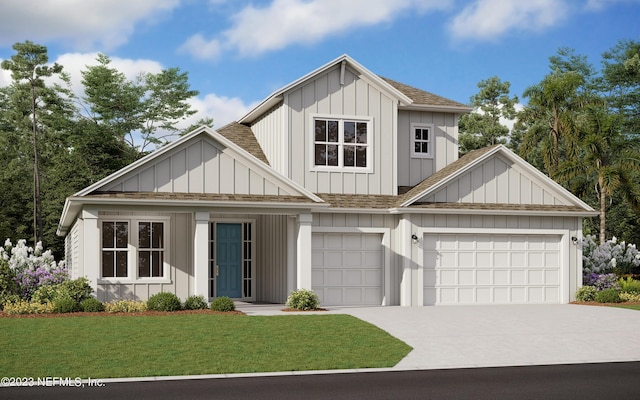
[423,234,561,305]
[312,233,383,306]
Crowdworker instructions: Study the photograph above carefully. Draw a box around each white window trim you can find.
[98,217,171,284]
[410,122,434,159]
[309,113,373,173]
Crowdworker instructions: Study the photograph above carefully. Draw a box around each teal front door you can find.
[216,223,242,298]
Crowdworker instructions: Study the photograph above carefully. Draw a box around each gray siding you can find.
[66,218,82,279]
[419,155,571,205]
[252,103,285,175]
[256,215,288,303]
[102,136,298,196]
[397,110,459,187]
[286,65,397,195]
[96,211,192,302]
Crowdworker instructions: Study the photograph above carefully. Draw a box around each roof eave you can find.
[390,207,599,217]
[400,104,473,114]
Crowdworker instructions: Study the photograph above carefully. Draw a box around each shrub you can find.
[595,289,622,303]
[619,277,640,294]
[620,292,640,302]
[58,277,93,303]
[184,295,208,310]
[147,292,182,312]
[31,284,60,304]
[582,235,640,278]
[0,239,68,299]
[3,300,54,315]
[104,300,148,313]
[210,296,235,312]
[80,297,104,312]
[53,295,80,313]
[0,259,19,308]
[286,288,319,310]
[575,286,597,302]
[584,273,620,291]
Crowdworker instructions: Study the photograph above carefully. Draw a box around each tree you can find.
[81,54,199,157]
[556,103,640,244]
[458,76,518,153]
[518,62,587,177]
[1,41,67,244]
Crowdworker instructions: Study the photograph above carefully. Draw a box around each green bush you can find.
[147,292,182,311]
[286,288,319,310]
[59,277,93,303]
[595,288,622,303]
[210,296,235,312]
[104,300,148,313]
[575,286,597,302]
[80,297,104,312]
[619,277,640,294]
[0,260,19,309]
[3,300,54,315]
[184,295,208,310]
[53,295,80,313]
[620,292,640,302]
[31,284,60,304]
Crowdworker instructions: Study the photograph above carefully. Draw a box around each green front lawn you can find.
[0,314,411,378]
[615,304,640,311]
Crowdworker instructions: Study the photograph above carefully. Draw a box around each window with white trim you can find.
[313,116,371,169]
[100,218,169,280]
[411,123,433,158]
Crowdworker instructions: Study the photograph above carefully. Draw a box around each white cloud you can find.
[0,0,180,50]
[183,94,255,129]
[180,0,452,60]
[449,0,569,41]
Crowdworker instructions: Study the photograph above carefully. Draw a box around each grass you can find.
[0,314,411,378]
[615,304,640,311]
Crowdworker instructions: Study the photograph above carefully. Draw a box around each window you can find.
[313,116,370,169]
[100,218,168,281]
[101,221,129,278]
[138,222,164,278]
[411,123,433,158]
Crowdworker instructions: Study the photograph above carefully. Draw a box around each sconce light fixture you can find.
[411,233,418,244]
[571,236,578,245]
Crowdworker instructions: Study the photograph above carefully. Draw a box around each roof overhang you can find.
[400,104,474,114]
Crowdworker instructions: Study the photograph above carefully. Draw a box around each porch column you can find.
[296,213,313,290]
[82,209,99,296]
[194,212,210,300]
[287,216,297,295]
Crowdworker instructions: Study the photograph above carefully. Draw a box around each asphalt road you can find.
[3,362,639,400]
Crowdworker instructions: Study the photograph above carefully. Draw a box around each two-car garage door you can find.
[423,233,562,305]
[312,232,383,306]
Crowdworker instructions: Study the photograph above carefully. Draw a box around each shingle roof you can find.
[217,122,270,166]
[87,192,316,203]
[316,193,399,209]
[380,77,470,109]
[408,202,588,212]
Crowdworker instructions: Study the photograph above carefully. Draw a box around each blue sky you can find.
[1,0,639,131]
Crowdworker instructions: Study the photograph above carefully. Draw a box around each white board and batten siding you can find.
[418,154,572,206]
[285,64,397,195]
[100,135,297,196]
[251,103,286,176]
[397,110,459,187]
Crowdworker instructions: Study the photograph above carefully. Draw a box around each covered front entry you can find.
[209,221,254,301]
[423,233,563,305]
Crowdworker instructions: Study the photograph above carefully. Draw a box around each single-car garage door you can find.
[312,232,383,306]
[424,233,561,305]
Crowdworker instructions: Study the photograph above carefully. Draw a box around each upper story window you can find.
[100,218,169,282]
[411,123,434,159]
[313,115,371,170]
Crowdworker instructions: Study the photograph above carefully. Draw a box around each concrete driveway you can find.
[333,304,640,370]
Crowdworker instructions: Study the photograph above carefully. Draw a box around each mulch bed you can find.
[0,309,245,318]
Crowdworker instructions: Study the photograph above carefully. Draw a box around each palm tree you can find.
[556,104,640,244]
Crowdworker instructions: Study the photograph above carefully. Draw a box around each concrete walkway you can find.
[235,303,640,370]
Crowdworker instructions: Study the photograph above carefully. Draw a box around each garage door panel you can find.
[424,233,562,305]
[312,232,383,306]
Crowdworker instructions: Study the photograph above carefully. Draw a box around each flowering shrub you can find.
[583,273,620,291]
[620,292,640,302]
[575,286,597,302]
[104,300,147,313]
[582,235,640,278]
[0,239,68,300]
[286,288,319,310]
[3,300,54,315]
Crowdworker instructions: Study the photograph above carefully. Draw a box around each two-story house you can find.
[57,55,596,307]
